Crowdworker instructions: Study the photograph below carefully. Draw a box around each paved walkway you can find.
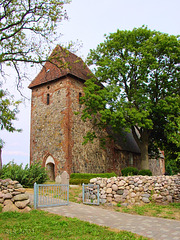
[28,194,180,240]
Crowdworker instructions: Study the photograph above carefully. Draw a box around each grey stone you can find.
[4,199,13,205]
[14,183,23,188]
[55,175,61,183]
[100,198,106,204]
[13,193,29,201]
[19,206,31,213]
[106,188,112,194]
[2,204,19,212]
[117,189,124,195]
[142,197,150,203]
[15,199,30,209]
[112,184,118,191]
[61,171,69,185]
[141,193,150,198]
[3,193,12,199]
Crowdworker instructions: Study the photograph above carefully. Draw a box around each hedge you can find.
[70,172,117,185]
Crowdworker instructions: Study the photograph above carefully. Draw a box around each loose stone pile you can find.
[0,179,31,212]
[89,174,180,205]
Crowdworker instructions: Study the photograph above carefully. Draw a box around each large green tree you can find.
[81,26,180,170]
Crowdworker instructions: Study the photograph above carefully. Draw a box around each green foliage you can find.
[70,172,117,179]
[70,172,117,185]
[0,161,48,187]
[138,169,152,176]
[82,26,180,168]
[165,163,173,175]
[69,179,90,185]
[0,88,21,151]
[121,167,139,176]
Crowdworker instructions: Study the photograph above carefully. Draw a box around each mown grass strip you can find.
[0,210,149,240]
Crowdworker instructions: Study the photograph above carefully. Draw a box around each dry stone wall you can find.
[0,179,31,212]
[89,174,180,206]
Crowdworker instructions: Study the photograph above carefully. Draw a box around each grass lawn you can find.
[114,202,180,220]
[0,210,149,240]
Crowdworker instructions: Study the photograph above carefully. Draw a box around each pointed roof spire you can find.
[28,45,93,89]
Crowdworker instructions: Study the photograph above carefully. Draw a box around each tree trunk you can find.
[132,126,150,170]
[0,147,2,170]
[139,141,149,169]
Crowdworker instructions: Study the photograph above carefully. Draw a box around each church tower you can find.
[29,46,116,179]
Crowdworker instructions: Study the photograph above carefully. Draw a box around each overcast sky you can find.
[1,0,180,167]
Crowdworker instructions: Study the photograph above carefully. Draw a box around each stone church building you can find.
[29,45,165,180]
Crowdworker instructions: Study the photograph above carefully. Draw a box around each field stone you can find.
[19,206,31,213]
[2,204,19,212]
[3,193,12,199]
[14,183,23,188]
[15,199,30,209]
[117,189,124,195]
[142,197,150,203]
[16,188,26,193]
[106,188,112,194]
[112,184,118,191]
[13,193,29,201]
[4,199,13,206]
[141,193,150,198]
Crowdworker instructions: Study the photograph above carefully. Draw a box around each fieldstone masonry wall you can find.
[89,174,180,205]
[0,179,31,212]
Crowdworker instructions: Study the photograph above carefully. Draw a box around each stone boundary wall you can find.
[90,175,180,206]
[0,179,31,212]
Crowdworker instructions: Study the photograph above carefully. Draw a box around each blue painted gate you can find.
[34,183,69,209]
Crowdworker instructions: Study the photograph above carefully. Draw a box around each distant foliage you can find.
[165,163,173,176]
[69,179,90,185]
[138,169,152,176]
[121,167,139,176]
[0,161,48,187]
[121,167,152,176]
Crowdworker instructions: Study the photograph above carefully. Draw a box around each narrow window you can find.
[47,94,50,105]
[79,92,82,104]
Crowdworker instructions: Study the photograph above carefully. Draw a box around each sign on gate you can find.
[82,183,99,205]
[34,183,69,209]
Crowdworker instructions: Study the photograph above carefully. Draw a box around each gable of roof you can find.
[28,45,93,89]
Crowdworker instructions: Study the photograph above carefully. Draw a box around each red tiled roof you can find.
[28,45,93,89]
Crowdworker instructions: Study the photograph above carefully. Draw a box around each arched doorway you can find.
[45,156,55,181]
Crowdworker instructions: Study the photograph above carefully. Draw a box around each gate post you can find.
[82,183,84,203]
[34,182,38,209]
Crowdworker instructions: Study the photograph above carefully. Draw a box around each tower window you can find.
[47,94,50,105]
[79,92,82,103]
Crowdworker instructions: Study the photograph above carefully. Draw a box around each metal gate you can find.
[34,183,69,209]
[82,183,99,205]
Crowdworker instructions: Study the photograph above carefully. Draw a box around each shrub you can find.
[121,167,139,176]
[69,179,90,185]
[165,163,173,175]
[70,172,117,185]
[0,161,48,188]
[70,172,117,180]
[138,169,152,176]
